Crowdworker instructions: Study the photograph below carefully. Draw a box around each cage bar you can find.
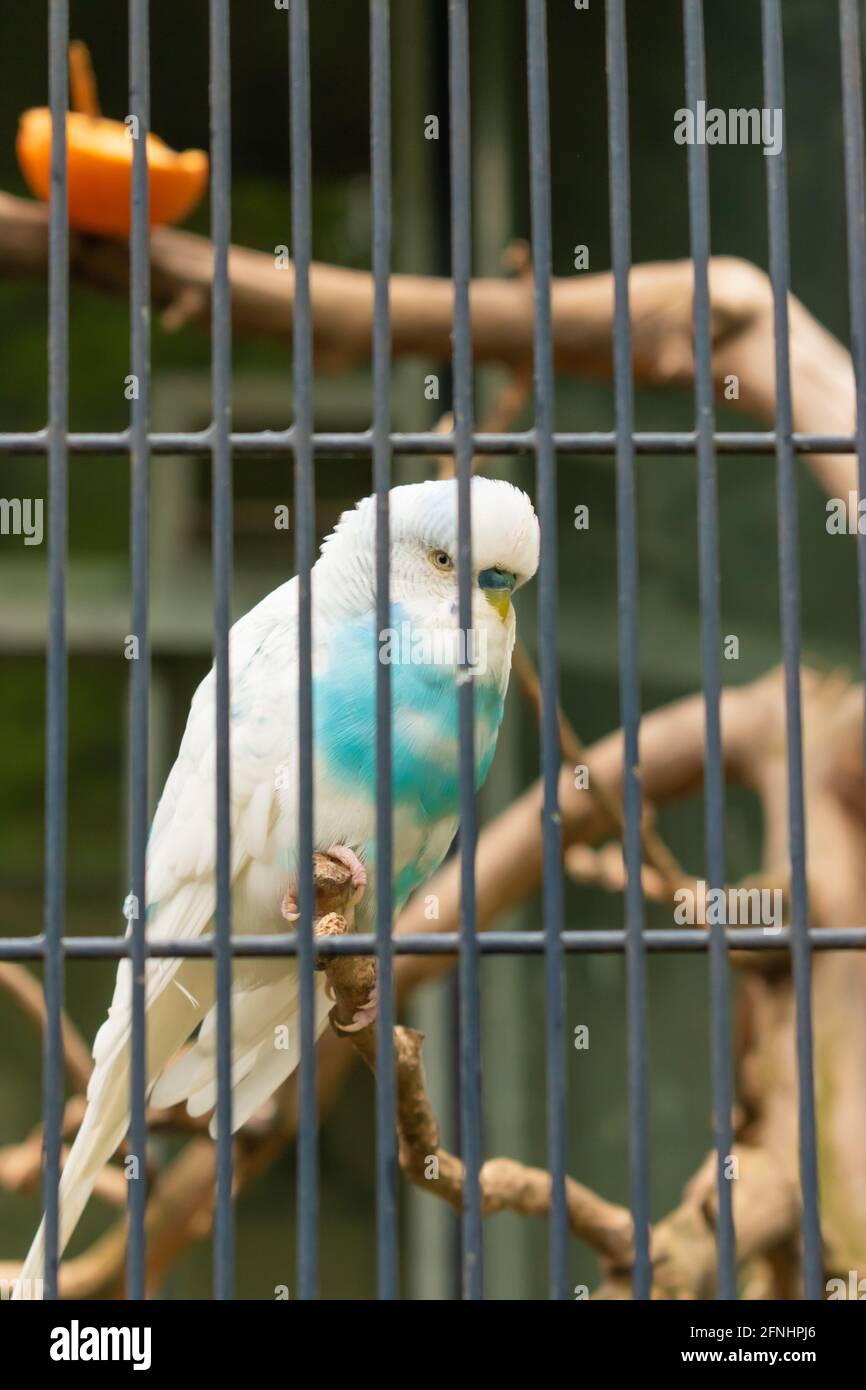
[3,0,846,1304]
[447,0,484,1302]
[5,925,866,963]
[760,0,822,1300]
[208,0,235,1301]
[289,0,319,1302]
[839,0,866,749]
[682,0,737,1301]
[0,428,861,457]
[526,0,568,1302]
[370,0,399,1301]
[41,0,70,1304]
[604,0,652,1301]
[127,0,151,1302]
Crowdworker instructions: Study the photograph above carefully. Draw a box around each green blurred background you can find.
[0,0,859,1298]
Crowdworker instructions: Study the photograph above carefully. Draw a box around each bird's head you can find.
[317,477,540,677]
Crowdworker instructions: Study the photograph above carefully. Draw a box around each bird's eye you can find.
[430,549,454,572]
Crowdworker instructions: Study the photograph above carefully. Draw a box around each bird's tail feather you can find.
[12,1074,128,1300]
[12,959,211,1301]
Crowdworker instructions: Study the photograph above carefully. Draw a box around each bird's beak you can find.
[484,590,511,620]
[479,567,516,621]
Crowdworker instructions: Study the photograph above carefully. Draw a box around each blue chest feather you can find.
[313,608,505,825]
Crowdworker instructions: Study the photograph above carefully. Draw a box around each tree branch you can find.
[0,190,856,501]
[314,858,635,1270]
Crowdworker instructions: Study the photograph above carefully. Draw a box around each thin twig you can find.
[315,858,635,1268]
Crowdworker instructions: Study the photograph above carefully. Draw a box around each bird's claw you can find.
[325,844,368,898]
[339,980,379,1033]
[281,844,367,924]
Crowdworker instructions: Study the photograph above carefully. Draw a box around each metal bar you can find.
[370,0,398,1301]
[605,0,651,1300]
[289,0,319,1301]
[682,0,736,1301]
[4,926,866,961]
[448,0,483,1301]
[14,0,850,1307]
[209,0,234,1300]
[0,429,860,457]
[526,0,567,1302]
[41,0,69,1303]
[839,0,866,762]
[127,0,151,1302]
[760,0,822,1300]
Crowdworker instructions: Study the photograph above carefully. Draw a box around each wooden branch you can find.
[595,1147,801,1300]
[4,668,864,1297]
[433,365,533,480]
[1,179,863,1291]
[0,962,92,1093]
[0,1129,127,1209]
[511,642,686,899]
[314,859,635,1269]
[0,190,856,500]
[391,669,866,1295]
[433,240,534,479]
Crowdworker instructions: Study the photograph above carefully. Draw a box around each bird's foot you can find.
[280,846,367,924]
[339,979,379,1033]
[325,844,368,898]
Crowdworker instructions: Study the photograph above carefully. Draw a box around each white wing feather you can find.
[14,579,303,1297]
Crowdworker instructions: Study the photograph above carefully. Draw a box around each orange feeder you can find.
[16,41,208,238]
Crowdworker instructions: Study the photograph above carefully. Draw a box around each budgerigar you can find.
[14,475,539,1296]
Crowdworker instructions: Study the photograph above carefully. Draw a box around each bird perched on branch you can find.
[14,475,539,1296]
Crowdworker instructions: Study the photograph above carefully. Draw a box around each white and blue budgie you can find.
[15,475,539,1295]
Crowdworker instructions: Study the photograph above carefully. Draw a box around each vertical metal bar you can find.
[42,0,69,1304]
[127,0,151,1302]
[682,0,736,1301]
[604,0,651,1299]
[289,0,318,1301]
[447,0,483,1301]
[760,0,822,1299]
[370,0,398,1300]
[839,0,866,745]
[209,0,234,1300]
[526,0,568,1302]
